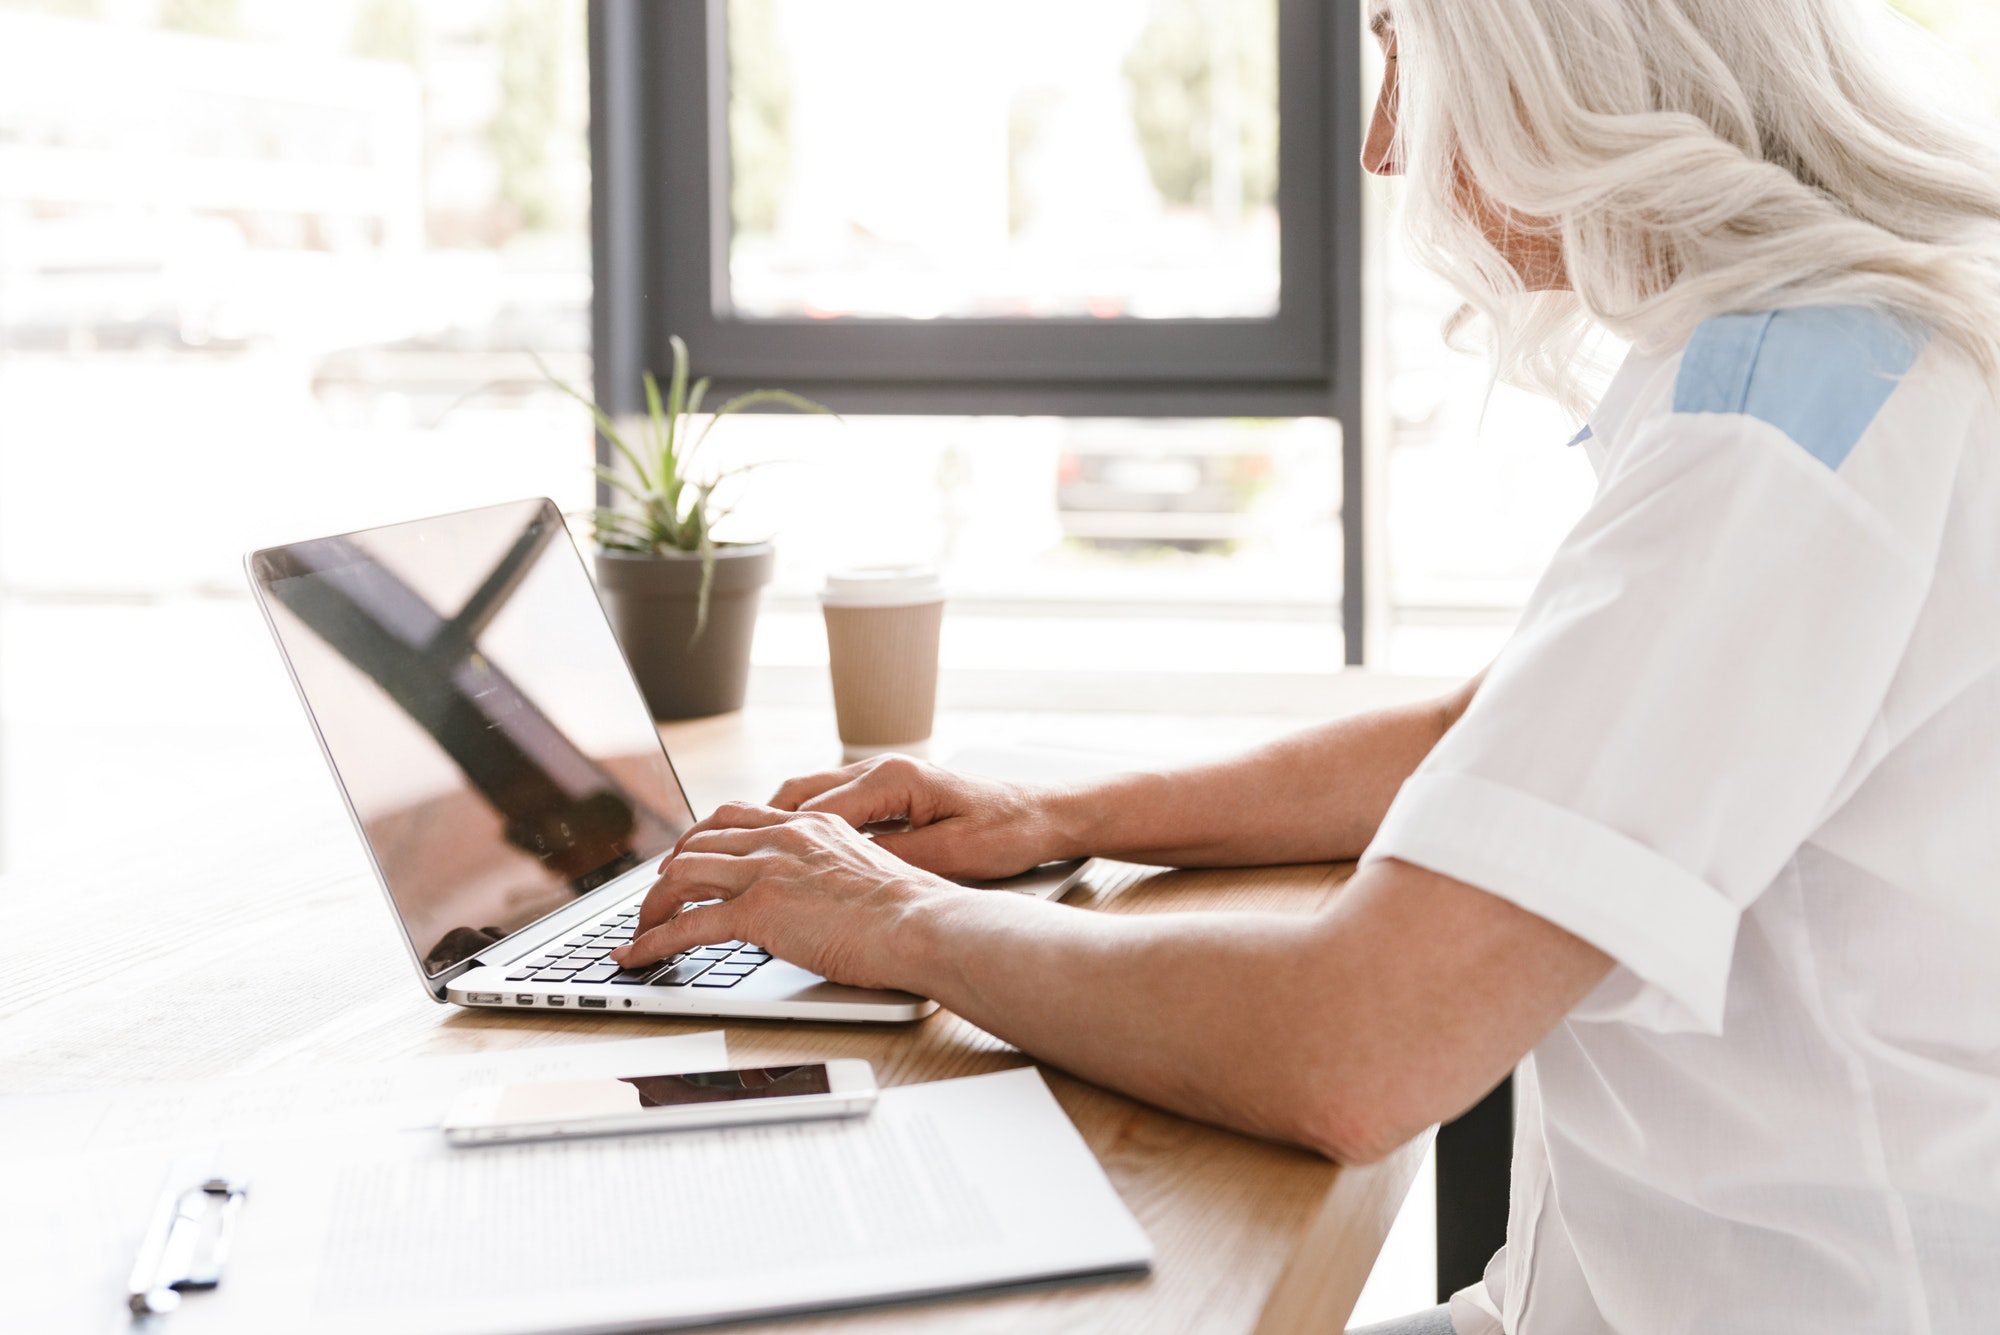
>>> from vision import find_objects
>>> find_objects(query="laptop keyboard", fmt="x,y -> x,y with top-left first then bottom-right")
502,906 -> 773,990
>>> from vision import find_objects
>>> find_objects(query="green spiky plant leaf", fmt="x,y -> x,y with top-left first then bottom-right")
536,339 -> 835,640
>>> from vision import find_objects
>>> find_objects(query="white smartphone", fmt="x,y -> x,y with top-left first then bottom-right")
441,1060 -> 877,1146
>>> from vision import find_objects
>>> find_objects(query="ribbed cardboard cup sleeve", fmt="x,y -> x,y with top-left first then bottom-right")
821,600 -> 945,747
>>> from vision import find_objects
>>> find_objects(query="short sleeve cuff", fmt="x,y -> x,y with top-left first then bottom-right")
1362,772 -> 1742,1035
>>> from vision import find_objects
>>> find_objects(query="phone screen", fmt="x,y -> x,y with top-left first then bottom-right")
622,1065 -> 832,1106
489,1065 -> 834,1124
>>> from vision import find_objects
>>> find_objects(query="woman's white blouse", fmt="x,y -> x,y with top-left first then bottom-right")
1363,307 -> 2000,1334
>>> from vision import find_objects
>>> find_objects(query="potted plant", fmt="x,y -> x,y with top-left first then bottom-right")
542,336 -> 833,720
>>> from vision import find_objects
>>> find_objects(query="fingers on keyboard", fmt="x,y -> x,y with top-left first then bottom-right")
517,939 -> 772,989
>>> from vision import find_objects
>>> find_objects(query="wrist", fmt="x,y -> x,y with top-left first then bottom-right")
1032,780 -> 1106,863
883,876 -> 971,1000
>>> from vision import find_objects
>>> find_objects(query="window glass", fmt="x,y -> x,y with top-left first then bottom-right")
1897,0 -> 2000,74
1380,227 -> 1596,676
723,0 -> 1280,320
1376,3 -> 2000,676
698,412 -> 1343,676
0,0 -> 594,596
0,0 -> 594,873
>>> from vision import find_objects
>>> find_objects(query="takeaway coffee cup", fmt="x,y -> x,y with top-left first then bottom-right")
819,567 -> 946,753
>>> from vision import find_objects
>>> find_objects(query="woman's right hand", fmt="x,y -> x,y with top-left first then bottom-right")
766,754 -> 1074,881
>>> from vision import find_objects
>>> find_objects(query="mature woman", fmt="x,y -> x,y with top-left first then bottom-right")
615,1 -> 2000,1329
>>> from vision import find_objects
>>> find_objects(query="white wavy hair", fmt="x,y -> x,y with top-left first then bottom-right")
1392,0 -> 2000,413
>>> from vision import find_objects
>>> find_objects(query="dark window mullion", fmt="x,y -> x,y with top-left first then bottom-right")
642,0 -> 1341,406
591,0 -> 1375,663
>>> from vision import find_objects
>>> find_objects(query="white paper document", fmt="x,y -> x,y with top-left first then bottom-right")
14,1066 -> 1150,1334
0,1031 -> 728,1155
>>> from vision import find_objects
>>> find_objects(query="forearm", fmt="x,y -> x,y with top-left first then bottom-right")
885,850 -> 1609,1162
1041,689 -> 1466,868
896,886 -> 1362,1154
628,789 -> 1610,1159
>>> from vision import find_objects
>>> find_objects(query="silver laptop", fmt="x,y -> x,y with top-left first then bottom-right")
247,497 -> 1085,1023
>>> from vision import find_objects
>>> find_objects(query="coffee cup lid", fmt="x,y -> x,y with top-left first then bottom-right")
819,566 -> 946,608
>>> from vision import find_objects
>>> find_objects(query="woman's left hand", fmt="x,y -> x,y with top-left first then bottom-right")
610,802 -> 952,991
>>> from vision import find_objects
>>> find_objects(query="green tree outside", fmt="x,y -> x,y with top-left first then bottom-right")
351,0 -> 421,67
491,0 -> 566,235
728,0 -> 792,238
157,0 -> 239,37
1892,0 -> 1953,28
0,0 -> 103,16
1122,0 -> 1277,214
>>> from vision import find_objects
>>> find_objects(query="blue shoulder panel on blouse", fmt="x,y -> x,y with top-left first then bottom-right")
1671,307 -> 1928,471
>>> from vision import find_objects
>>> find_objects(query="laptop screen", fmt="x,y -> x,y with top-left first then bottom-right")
249,498 -> 696,979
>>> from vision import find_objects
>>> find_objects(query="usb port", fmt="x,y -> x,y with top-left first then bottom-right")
467,992 -> 501,1004
545,996 -> 565,1007
579,997 -> 608,1009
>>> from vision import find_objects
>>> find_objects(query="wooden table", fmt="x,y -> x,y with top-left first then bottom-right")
0,702 -> 1431,1333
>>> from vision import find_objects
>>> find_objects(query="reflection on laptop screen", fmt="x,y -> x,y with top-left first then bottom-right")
250,498 -> 694,977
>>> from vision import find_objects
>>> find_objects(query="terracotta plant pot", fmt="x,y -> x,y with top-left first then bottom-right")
592,543 -> 774,720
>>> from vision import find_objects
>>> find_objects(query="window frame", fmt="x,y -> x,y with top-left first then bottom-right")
589,0 -> 1375,662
